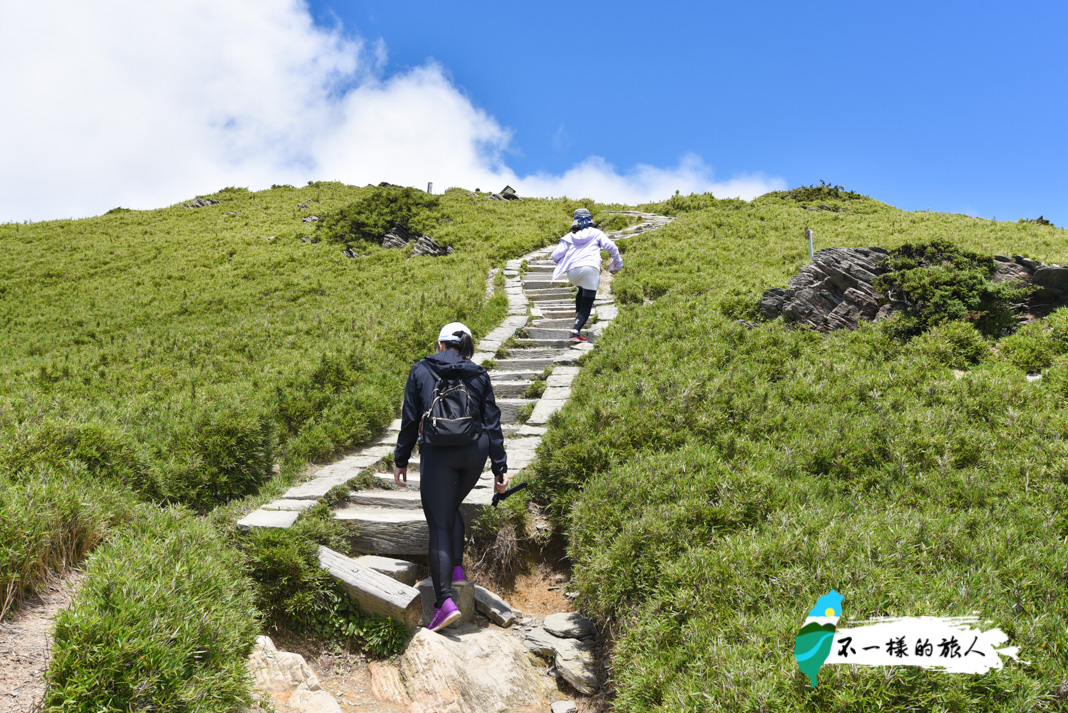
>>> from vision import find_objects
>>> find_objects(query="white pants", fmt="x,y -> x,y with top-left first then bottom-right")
567,265 -> 601,291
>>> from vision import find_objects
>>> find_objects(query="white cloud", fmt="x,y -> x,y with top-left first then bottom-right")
0,0 -> 785,222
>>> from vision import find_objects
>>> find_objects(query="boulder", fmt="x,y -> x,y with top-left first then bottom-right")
520,627 -> 600,695
552,702 -> 578,713
248,636 -> 342,713
543,612 -> 594,639
1032,265 -> 1068,294
993,260 -> 1032,285
401,627 -> 555,713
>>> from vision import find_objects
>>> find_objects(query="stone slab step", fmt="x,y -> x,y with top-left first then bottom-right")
493,380 -> 538,398
237,509 -> 300,531
525,327 -> 575,339
526,338 -> 583,349
318,546 -> 422,629
334,506 -> 429,556
348,486 -> 493,512
527,290 -> 577,302
492,357 -> 555,370
522,280 -> 569,290
497,398 -> 536,423
353,555 -> 419,586
489,369 -> 540,380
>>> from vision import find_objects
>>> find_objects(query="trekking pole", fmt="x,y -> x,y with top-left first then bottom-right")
492,481 -> 528,507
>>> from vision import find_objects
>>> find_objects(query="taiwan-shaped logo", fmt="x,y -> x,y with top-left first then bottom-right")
794,589 -> 1023,688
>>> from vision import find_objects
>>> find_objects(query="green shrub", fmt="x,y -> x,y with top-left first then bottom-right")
298,585 -> 410,658
45,508 -> 259,713
239,503 -> 347,623
146,401 -> 274,512
523,380 -> 546,399
874,239 -> 1029,337
0,471 -> 121,620
904,320 -> 991,369
316,186 -> 441,245
516,402 -> 535,424
998,309 -> 1068,373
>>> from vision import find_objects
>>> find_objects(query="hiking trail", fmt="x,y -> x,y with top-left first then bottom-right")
238,211 -> 674,713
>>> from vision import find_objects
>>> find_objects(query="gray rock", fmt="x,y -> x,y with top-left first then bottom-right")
248,636 -> 342,713
993,260 -> 1032,285
760,247 -> 893,332
543,612 -> 593,639
474,586 -> 515,627
551,701 -> 578,713
1032,266 -> 1068,293
401,628 -> 555,713
1014,255 -> 1042,272
522,627 -> 600,695
301,215 -> 319,224
183,197 -> 220,208
411,235 -> 454,257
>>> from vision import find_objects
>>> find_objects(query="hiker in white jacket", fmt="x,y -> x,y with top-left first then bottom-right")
551,208 -> 622,341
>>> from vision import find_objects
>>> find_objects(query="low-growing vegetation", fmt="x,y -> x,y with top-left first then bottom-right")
534,192 -> 1068,711
0,183 -> 609,707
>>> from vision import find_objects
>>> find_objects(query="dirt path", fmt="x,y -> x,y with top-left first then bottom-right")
0,573 -> 82,713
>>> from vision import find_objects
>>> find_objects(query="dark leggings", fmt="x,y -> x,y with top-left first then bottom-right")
420,434 -> 489,607
573,287 -> 597,333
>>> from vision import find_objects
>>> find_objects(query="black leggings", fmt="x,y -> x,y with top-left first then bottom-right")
419,434 -> 489,607
573,287 -> 597,333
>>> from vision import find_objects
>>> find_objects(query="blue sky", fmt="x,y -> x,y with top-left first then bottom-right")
308,0 -> 1068,223
1,1 -> 1065,224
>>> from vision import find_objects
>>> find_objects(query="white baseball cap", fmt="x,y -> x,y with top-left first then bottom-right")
437,322 -> 472,343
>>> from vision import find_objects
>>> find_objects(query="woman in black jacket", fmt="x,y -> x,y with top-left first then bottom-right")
393,322 -> 508,631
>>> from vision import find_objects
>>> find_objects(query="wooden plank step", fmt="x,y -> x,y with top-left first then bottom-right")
318,546 -> 422,629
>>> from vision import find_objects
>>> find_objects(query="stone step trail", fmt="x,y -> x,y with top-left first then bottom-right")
236,211 -> 673,628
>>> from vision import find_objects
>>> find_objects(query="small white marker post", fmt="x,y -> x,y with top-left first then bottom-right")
805,227 -> 814,260
427,182 -> 433,194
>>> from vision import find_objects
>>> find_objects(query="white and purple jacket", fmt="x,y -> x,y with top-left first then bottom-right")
550,227 -> 623,283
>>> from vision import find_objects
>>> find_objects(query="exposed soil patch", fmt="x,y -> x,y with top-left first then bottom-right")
0,572 -> 83,713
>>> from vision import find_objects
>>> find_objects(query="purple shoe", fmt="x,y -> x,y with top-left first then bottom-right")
427,597 -> 461,632
452,566 -> 466,584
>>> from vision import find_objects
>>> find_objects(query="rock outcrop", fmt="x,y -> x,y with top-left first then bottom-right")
381,223 -> 454,256
400,627 -> 555,713
762,248 -> 1068,332
248,636 -> 342,713
183,197 -> 220,209
760,247 -> 891,331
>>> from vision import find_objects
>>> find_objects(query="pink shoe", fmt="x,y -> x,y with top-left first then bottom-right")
569,332 -> 588,342
427,598 -> 461,632
452,566 -> 466,584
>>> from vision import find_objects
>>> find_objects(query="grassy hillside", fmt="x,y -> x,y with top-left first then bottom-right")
0,183 -> 599,709
532,188 -> 1068,711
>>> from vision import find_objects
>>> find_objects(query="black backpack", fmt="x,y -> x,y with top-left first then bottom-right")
420,364 -> 483,447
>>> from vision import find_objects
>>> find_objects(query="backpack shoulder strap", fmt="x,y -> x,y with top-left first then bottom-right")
420,360 -> 441,382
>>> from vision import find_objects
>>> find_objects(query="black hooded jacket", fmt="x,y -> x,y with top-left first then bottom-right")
394,349 -> 507,476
